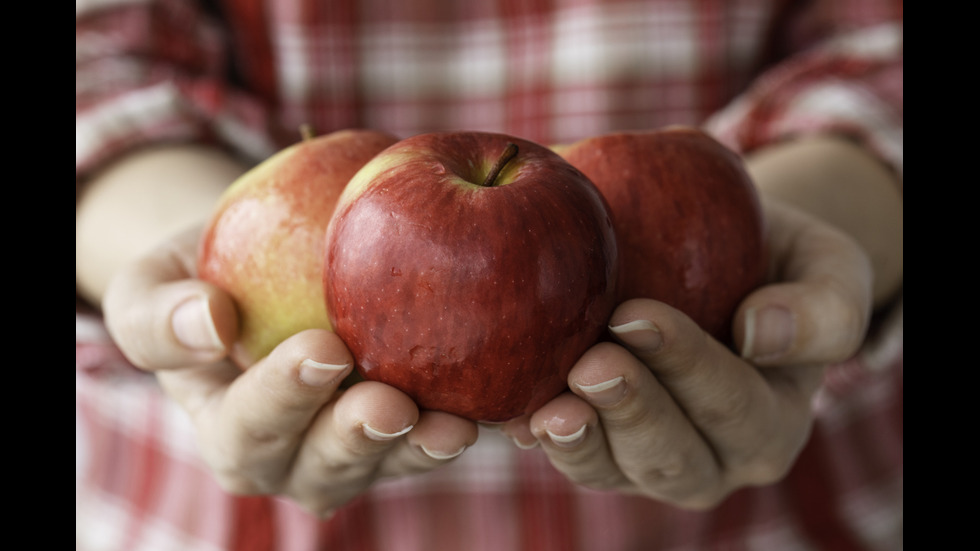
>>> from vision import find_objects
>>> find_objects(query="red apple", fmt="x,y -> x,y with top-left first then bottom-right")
198,128 -> 399,367
324,131 -> 619,422
556,126 -> 768,343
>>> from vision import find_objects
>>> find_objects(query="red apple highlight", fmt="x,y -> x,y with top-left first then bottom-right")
324,131 -> 619,422
198,128 -> 399,367
556,126 -> 768,343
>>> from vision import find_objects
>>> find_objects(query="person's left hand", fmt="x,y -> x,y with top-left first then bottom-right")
501,199 -> 873,510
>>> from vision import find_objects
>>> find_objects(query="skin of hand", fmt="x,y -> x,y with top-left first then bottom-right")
83,145 -> 479,517
101,224 -> 480,517
500,135 -> 902,510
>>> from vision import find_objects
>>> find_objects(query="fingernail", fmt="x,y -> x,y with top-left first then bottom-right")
299,359 -> 350,387
608,319 -> 663,351
575,376 -> 627,407
741,306 -> 795,361
363,424 -> 413,441
172,296 -> 224,352
502,426 -> 540,449
545,425 -> 588,448
510,437 -> 540,450
420,444 -> 467,460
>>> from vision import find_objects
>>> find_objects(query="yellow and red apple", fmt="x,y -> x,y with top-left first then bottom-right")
197,128 -> 399,367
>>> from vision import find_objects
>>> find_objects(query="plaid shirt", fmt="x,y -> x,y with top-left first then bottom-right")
76,1 -> 903,549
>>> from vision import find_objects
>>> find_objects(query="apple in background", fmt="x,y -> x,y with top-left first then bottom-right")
324,131 -> 619,422
198,127 -> 399,367
556,126 -> 768,343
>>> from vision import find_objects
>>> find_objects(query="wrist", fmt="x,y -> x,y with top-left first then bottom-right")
76,144 -> 248,306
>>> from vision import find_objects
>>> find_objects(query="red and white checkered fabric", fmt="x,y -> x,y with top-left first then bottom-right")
76,1 -> 903,549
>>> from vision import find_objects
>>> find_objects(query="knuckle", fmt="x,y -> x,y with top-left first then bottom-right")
725,435 -> 805,489
746,455 -> 795,485
738,439 -> 804,487
287,476 -> 373,517
293,490 -> 355,519
696,385 -> 757,431
639,471 -> 730,511
202,446 -> 285,496
242,425 -> 291,448
298,500 -> 338,520
309,442 -> 381,481
635,455 -> 690,487
632,452 -> 718,503
673,489 -> 731,511
570,468 -> 631,492
211,469 -> 273,496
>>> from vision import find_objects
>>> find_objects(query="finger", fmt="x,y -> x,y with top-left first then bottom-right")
380,410 -> 480,476
567,340 -> 724,507
156,329 -> 353,494
608,300 -> 812,490
527,392 -> 633,492
734,200 -> 874,366
499,413 -> 539,450
103,226 -> 238,370
285,381 -> 420,514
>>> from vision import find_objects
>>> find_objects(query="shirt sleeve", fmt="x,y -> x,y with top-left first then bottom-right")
75,0 -> 277,183
705,4 -> 903,178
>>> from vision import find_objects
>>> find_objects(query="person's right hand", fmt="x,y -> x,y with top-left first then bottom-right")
103,225 -> 480,517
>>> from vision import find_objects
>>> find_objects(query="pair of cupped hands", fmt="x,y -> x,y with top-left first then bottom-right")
103,196 -> 872,517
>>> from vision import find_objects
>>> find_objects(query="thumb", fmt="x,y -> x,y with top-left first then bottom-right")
733,201 -> 873,366
103,226 -> 239,370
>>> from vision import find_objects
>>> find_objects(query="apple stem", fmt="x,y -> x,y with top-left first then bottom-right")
300,124 -> 315,141
481,143 -> 519,187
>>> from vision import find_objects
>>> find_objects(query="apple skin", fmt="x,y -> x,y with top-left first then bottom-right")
556,126 -> 768,343
324,131 -> 619,422
197,128 -> 399,367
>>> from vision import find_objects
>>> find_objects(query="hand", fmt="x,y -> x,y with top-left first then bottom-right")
501,199 -> 873,509
102,226 -> 479,516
